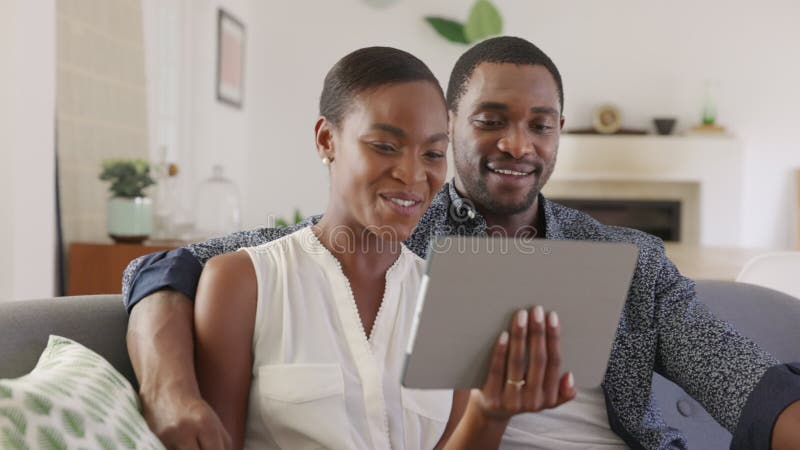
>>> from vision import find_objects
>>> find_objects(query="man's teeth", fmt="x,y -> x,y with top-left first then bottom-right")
389,198 -> 416,207
491,168 -> 529,176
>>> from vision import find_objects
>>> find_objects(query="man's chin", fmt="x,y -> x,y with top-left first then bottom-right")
480,190 -> 539,216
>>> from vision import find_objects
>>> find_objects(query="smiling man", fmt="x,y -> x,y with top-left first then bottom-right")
123,37 -> 800,449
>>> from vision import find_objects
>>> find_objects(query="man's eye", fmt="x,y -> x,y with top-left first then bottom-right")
474,119 -> 504,129
531,123 -> 554,133
424,151 -> 445,159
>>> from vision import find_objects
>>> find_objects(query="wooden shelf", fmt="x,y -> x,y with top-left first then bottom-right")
67,241 -> 182,295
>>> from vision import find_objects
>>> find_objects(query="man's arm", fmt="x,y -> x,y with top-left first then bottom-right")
127,290 -> 232,449
123,220 -> 318,448
650,242 -> 800,449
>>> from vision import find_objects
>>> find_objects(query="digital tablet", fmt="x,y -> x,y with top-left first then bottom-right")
402,236 -> 639,389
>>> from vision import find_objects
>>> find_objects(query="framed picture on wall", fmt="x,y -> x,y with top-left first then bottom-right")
216,8 -> 245,108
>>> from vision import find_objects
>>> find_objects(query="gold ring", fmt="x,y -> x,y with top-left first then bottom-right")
506,378 -> 525,388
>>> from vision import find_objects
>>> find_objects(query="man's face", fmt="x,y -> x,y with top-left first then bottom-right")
451,63 -> 564,216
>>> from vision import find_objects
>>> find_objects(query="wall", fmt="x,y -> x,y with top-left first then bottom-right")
57,0 -> 149,246
0,1 -> 56,301
240,0 -> 800,248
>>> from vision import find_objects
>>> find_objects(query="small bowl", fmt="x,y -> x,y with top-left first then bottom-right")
653,118 -> 677,135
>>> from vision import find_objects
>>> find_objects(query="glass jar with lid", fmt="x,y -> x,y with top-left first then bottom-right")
194,164 -> 242,239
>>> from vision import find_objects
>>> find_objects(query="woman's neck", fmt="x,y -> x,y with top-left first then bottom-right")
313,213 -> 403,279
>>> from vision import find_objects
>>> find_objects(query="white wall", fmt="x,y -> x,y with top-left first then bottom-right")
0,1 -> 57,300
238,0 -> 800,248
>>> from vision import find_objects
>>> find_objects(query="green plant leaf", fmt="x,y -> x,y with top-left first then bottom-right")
0,426 -> 29,450
0,407 -> 27,435
424,17 -> 469,44
464,0 -> 503,43
293,209 -> 304,224
96,433 -> 117,450
0,383 -> 12,399
37,425 -> 67,450
62,408 -> 86,438
117,427 -> 136,449
24,392 -> 53,416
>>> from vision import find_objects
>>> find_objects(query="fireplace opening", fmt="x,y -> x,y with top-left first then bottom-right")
552,198 -> 682,242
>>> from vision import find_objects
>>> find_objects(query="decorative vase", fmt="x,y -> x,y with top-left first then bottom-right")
107,196 -> 153,243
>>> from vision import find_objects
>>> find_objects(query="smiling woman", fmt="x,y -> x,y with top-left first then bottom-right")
192,47 -> 455,449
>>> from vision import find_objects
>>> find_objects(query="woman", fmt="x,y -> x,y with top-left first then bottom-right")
194,47 -> 576,450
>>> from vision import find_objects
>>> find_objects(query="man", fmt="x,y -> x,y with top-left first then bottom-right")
124,37 -> 800,449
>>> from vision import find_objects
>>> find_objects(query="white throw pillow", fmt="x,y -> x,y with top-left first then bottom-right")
0,335 -> 165,450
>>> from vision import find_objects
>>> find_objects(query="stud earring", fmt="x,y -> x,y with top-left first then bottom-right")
322,157 -> 330,166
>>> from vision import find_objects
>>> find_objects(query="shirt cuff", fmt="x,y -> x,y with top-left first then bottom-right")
125,248 -> 203,313
731,362 -> 800,450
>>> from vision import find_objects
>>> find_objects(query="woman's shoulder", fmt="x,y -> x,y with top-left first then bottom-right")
243,226 -> 313,256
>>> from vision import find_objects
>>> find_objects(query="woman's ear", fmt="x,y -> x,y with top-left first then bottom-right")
314,116 -> 335,162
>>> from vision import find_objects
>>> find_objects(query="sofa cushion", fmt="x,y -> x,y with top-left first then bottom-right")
0,335 -> 164,449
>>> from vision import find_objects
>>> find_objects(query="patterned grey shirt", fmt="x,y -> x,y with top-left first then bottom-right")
122,180 -> 797,449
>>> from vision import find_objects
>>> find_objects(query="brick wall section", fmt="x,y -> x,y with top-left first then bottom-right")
56,0 -> 149,245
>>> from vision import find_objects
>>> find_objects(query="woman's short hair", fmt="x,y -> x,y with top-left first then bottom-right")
320,47 -> 445,126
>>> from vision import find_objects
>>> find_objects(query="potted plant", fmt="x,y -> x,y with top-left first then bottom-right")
99,159 -> 156,243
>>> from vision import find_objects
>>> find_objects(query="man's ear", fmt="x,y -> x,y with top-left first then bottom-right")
448,110 -> 456,139
314,116 -> 335,161
560,114 -> 566,131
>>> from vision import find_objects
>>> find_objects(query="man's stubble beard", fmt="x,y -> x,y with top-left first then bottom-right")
453,139 -> 558,217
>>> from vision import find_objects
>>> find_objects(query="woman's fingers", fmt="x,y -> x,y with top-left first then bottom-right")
525,305 -> 547,410
554,371 -> 577,407
502,309 -> 529,410
482,329 -> 510,406
541,311 -> 563,407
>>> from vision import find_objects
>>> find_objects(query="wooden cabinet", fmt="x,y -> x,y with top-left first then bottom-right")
67,242 -> 181,295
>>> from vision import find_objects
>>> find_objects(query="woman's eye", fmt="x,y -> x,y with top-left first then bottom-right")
371,143 -> 397,153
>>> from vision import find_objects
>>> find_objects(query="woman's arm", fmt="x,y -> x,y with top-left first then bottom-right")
194,251 -> 259,450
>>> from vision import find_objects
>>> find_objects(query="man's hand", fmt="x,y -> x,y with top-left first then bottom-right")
139,384 -> 232,450
127,290 -> 232,450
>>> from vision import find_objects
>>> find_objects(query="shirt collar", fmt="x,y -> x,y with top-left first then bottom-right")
444,178 -> 558,239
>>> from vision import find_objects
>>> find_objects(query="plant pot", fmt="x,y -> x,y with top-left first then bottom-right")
107,196 -> 153,243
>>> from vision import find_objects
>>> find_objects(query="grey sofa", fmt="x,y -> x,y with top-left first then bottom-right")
1,282 -> 799,449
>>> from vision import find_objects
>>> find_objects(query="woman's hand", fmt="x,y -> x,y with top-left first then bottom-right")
472,306 -> 576,422
436,306 -> 577,450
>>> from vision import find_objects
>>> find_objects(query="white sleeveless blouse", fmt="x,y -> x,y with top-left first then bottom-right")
240,227 -> 628,450
241,227 -> 452,450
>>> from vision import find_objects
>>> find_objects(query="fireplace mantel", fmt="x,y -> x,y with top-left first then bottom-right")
545,135 -> 743,247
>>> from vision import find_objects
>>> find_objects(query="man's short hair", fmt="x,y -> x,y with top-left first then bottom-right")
446,36 -> 564,114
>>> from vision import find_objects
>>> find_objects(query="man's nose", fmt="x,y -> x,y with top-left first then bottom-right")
497,125 -> 534,159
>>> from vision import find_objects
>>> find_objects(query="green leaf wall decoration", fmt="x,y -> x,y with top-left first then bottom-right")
464,0 -> 503,42
425,0 -> 503,45
424,17 -> 469,44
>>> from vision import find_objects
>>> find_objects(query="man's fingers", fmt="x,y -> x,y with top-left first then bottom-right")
525,305 -> 546,410
503,309 -> 528,410
541,311 -> 562,407
197,424 -> 225,450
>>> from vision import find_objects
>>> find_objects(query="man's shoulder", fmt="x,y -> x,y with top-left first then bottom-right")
546,199 -> 664,251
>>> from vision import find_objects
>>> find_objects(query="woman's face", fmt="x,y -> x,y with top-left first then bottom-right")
318,81 -> 449,242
